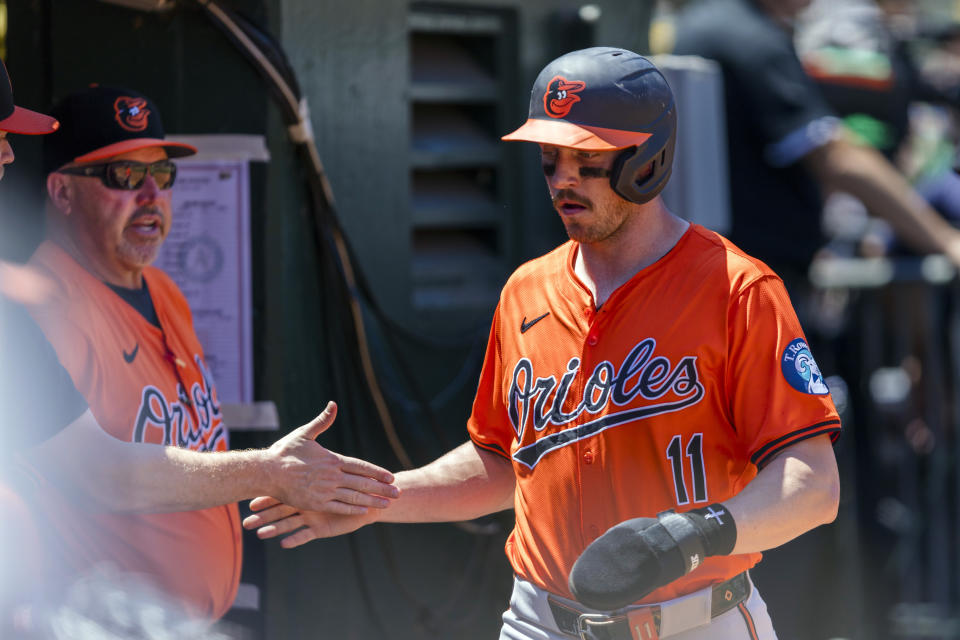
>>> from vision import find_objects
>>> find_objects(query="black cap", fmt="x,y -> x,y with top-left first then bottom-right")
0,61 -> 59,134
43,85 -> 196,174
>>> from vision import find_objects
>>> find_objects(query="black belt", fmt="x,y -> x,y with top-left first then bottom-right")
548,572 -> 751,640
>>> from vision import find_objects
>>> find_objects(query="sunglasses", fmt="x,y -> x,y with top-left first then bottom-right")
59,160 -> 177,190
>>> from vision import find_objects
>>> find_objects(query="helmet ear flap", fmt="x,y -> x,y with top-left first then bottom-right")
609,147 -> 640,201
610,103 -> 676,204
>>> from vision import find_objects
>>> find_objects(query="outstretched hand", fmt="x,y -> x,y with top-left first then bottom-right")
242,496 -> 376,548
265,401 -> 399,514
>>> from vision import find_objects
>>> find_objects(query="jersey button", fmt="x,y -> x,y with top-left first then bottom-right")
586,332 -> 599,346
583,451 -> 594,464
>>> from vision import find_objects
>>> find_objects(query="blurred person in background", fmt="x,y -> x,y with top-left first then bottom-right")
0,81 -> 399,636
672,0 -> 960,287
796,0 -> 960,246
668,0 -> 960,637
0,58 -> 70,634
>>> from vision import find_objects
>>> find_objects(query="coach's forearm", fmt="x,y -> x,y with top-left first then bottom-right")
26,412 -> 281,512
25,406 -> 398,514
102,442 -> 277,512
373,441 -> 515,524
725,434 -> 839,555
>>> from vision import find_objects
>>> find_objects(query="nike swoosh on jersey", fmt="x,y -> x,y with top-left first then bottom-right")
521,312 -> 550,333
123,343 -> 140,364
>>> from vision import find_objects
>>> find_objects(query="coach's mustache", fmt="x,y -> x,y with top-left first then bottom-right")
129,206 -> 164,221
126,206 -> 167,231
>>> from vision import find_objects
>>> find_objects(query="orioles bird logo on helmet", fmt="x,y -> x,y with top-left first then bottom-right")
114,96 -> 150,132
543,76 -> 586,118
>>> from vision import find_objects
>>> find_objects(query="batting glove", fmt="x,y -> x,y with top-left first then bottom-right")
568,503 -> 737,611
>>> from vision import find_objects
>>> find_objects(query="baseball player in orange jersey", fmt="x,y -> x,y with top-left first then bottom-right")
244,48 -> 841,639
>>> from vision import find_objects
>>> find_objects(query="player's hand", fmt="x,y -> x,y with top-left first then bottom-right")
242,496 -> 376,548
264,401 -> 399,514
569,506 -> 737,610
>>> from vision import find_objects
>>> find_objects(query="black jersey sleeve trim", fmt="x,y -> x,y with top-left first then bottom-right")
750,419 -> 840,464
469,436 -> 511,460
753,422 -> 842,470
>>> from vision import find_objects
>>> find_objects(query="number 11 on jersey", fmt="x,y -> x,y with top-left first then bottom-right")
667,433 -> 707,504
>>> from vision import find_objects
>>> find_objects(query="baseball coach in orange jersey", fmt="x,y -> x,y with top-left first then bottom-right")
245,48 -> 841,640
9,85 -> 399,622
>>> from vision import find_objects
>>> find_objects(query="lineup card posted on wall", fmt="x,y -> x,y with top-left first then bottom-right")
157,135 -> 269,404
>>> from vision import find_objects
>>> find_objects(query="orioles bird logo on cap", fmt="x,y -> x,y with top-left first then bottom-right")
543,76 -> 586,118
114,96 -> 150,132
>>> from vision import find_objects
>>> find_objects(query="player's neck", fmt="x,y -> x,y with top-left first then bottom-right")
574,204 -> 689,307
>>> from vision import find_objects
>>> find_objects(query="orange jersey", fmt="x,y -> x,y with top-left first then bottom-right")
467,224 -> 840,604
23,241 -> 241,619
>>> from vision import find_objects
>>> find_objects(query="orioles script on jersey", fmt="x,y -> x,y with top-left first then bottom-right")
134,355 -> 226,450
509,337 -> 704,468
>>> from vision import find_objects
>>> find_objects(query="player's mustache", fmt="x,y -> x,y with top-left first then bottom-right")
553,190 -> 593,209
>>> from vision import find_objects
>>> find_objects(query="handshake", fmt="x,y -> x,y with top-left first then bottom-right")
569,504 -> 737,610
